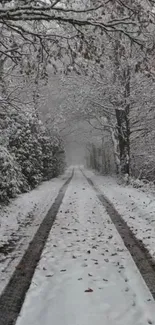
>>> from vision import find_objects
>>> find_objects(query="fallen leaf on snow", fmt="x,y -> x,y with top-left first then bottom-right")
104,259 -> 109,263
125,287 -> 129,292
46,274 -> 53,278
82,263 -> 88,267
85,288 -> 93,293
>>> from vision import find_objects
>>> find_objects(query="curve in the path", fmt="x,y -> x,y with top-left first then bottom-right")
0,170 -> 74,325
82,170 -> 155,300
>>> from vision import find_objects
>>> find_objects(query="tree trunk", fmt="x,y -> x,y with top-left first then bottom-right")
0,57 -> 7,96
115,65 -> 130,175
113,33 -> 131,176
115,108 -> 130,174
110,126 -> 121,174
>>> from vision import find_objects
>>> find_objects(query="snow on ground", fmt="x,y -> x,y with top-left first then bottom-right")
0,169 -> 71,295
16,169 -> 155,325
85,170 -> 155,260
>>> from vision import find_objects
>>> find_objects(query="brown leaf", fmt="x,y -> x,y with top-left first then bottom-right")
46,274 -> 53,278
85,288 -> 93,293
104,259 -> 109,263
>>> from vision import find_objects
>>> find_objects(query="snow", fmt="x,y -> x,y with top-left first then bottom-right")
85,170 -> 155,261
16,169 -> 155,325
0,170 -> 71,295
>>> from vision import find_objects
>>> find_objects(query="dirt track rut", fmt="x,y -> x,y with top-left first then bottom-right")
1,168 -> 155,325
82,170 -> 155,300
0,170 -> 74,325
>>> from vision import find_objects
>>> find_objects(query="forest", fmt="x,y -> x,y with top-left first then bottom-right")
0,0 -> 155,203
2,3 -> 155,324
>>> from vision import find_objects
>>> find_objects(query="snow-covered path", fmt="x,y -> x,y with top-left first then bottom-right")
0,170 -> 71,296
84,170 -> 155,260
16,169 -> 155,325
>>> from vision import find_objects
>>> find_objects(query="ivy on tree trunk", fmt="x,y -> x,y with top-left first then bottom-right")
115,108 -> 130,175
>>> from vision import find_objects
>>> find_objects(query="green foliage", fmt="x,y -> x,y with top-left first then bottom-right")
0,146 -> 28,203
0,106 -> 66,203
40,127 -> 65,180
8,109 -> 43,188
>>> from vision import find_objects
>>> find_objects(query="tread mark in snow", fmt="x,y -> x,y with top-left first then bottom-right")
0,170 -> 74,325
82,170 -> 155,300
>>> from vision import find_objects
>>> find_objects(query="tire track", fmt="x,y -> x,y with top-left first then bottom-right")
82,170 -> 155,300
0,170 -> 74,325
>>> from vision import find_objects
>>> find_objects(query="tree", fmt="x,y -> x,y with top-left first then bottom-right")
0,0 -> 153,66
1,0 -> 155,193
0,101 -> 66,203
